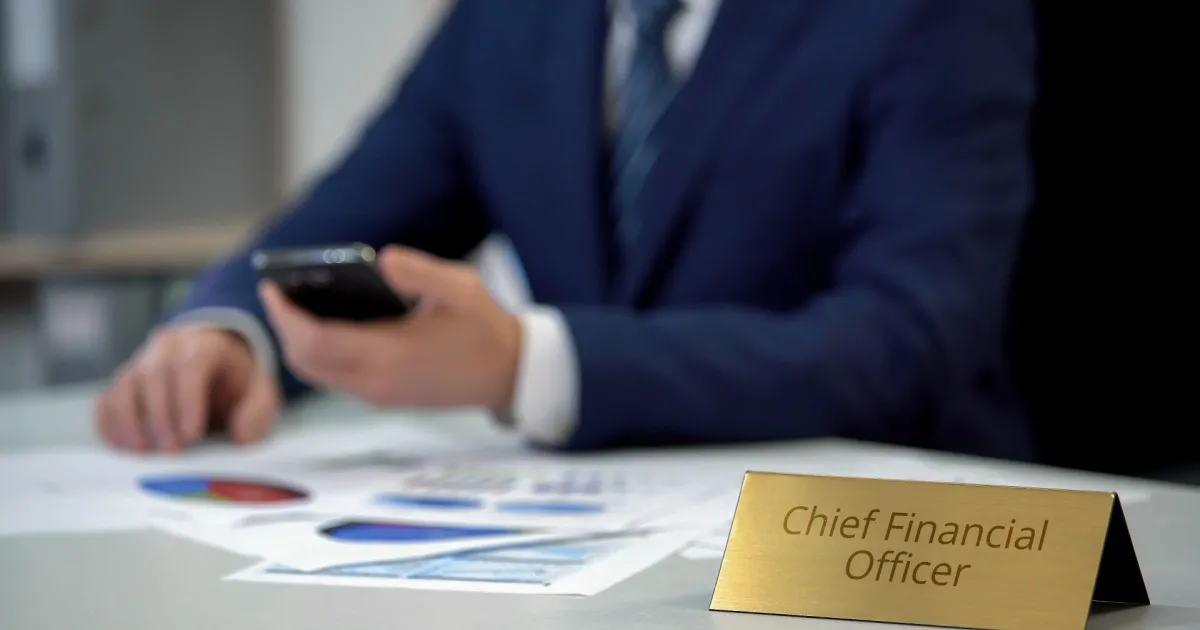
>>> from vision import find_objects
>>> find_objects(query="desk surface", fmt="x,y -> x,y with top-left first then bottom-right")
2,387 -> 1199,630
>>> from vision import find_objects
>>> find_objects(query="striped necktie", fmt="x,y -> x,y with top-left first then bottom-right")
611,0 -> 683,251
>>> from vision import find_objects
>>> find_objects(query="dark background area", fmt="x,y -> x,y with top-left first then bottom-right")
1013,3 -> 1199,476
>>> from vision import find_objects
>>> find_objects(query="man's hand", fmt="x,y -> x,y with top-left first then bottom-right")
94,328 -> 281,453
260,245 -> 522,412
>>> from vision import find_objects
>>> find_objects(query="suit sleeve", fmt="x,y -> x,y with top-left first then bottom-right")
173,4 -> 488,400
556,5 -> 1036,454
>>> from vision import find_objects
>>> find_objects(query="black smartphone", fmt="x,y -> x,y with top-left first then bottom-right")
251,243 -> 415,322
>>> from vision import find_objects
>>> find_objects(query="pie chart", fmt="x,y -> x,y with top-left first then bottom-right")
138,475 -> 308,504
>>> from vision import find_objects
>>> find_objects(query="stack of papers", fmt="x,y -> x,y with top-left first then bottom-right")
0,425 -> 1154,597
0,425 -> 722,595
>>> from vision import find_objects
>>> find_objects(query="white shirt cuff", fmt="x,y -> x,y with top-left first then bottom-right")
168,307 -> 279,383
510,306 -> 580,447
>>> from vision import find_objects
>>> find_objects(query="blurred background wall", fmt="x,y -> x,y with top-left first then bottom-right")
281,0 -> 448,197
0,0 -> 518,393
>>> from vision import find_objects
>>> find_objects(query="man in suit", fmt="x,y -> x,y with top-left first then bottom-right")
94,0 -> 1037,460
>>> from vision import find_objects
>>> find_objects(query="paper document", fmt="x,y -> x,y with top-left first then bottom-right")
133,464 -> 413,529
0,418 -> 481,539
151,509 -> 611,571
151,459 -> 723,572
7,419 -> 465,498
322,461 -> 724,531
0,494 -> 148,538
149,512 -> 340,557
227,529 -> 695,596
271,517 -> 612,572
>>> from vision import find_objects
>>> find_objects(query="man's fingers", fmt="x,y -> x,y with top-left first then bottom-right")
258,281 -> 305,336
285,352 -> 377,401
377,246 -> 477,305
261,282 -> 324,372
94,387 -> 138,451
138,358 -> 180,453
227,373 -> 279,445
101,372 -> 147,451
93,394 -> 119,449
114,374 -> 148,451
259,281 -> 298,321
174,345 -> 217,444
261,282 -> 377,371
259,278 -> 418,405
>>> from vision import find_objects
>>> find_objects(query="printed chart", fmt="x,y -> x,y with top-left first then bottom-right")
324,538 -> 619,585
396,466 -> 675,497
372,493 -> 607,517
319,520 -> 531,543
361,464 -> 710,526
374,495 -> 484,510
272,538 -> 617,585
399,467 -> 520,495
227,529 -> 696,595
493,500 -> 606,515
528,469 -> 628,495
139,475 -> 309,505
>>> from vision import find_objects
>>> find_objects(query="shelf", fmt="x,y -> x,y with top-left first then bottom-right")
0,219 -> 260,280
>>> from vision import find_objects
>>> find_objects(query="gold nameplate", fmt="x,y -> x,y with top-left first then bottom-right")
710,472 -> 1148,630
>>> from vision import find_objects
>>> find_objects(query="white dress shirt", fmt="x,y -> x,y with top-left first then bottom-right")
176,0 -> 721,447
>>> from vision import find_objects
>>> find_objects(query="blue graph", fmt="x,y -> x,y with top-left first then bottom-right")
372,494 -> 483,510
321,521 -> 526,543
494,500 -> 606,515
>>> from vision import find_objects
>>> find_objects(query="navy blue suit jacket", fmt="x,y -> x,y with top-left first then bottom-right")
180,0 -> 1037,460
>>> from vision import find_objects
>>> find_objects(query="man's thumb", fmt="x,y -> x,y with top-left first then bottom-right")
377,245 -> 472,305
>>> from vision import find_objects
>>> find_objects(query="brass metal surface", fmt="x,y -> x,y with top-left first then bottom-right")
710,472 -> 1148,630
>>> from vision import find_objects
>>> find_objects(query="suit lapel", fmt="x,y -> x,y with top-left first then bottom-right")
539,0 -> 611,302
614,2 -> 814,304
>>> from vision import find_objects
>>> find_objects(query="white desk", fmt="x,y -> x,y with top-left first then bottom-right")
2,386 -> 1199,629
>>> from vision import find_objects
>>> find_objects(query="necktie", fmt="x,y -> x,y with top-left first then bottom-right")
611,0 -> 683,250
